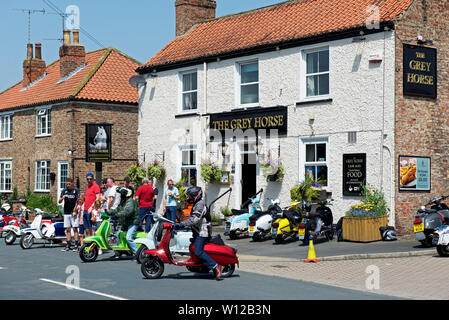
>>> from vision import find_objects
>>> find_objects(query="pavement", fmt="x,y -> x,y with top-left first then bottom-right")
212,226 -> 449,300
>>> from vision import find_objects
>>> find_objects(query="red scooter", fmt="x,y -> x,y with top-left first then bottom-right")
140,188 -> 239,280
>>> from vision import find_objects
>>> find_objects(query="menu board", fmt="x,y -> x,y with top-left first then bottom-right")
343,153 -> 366,196
399,156 -> 431,191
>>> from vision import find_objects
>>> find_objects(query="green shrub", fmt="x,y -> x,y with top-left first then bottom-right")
26,193 -> 59,215
126,165 -> 146,189
147,160 -> 166,181
220,206 -> 233,217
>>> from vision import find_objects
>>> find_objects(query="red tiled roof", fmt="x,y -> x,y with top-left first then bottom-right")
0,47 -> 140,111
138,0 -> 415,72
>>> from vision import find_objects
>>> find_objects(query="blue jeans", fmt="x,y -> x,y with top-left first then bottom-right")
193,236 -> 217,270
139,207 -> 153,233
126,224 -> 138,255
165,206 -> 177,223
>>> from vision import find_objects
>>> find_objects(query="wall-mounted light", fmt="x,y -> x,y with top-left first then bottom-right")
220,142 -> 228,157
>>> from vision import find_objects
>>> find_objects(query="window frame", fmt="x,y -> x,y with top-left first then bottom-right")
299,137 -> 329,188
178,69 -> 198,114
36,107 -> 52,137
35,160 -> 51,192
300,46 -> 330,101
179,145 -> 198,185
0,113 -> 13,141
236,59 -> 259,107
0,160 -> 12,192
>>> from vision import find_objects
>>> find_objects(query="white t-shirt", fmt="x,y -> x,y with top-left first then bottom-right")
108,185 -> 121,210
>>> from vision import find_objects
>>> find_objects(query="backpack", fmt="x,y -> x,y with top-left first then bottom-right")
379,226 -> 397,241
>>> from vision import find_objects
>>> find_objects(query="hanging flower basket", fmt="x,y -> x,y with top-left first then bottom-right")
200,161 -> 222,184
147,160 -> 166,181
260,157 -> 284,182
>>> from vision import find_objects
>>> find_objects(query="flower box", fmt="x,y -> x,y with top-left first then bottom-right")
342,215 -> 388,242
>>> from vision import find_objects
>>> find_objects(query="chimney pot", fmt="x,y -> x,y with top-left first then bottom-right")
26,43 -> 33,60
23,43 -> 46,87
35,43 -> 42,60
63,29 -> 71,45
72,30 -> 80,44
59,29 -> 86,79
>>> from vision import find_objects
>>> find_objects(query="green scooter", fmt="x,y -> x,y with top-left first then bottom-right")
79,212 -> 146,262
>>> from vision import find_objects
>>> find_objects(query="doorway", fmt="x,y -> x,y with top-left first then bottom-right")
239,142 -> 257,209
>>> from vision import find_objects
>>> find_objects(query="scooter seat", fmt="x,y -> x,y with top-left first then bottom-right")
231,209 -> 248,215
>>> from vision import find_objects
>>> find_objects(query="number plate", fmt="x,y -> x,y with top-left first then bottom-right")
272,228 -> 278,237
414,223 -> 424,233
298,228 -> 305,236
249,226 -> 255,234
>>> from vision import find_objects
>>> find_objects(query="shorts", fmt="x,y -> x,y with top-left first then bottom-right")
78,225 -> 85,235
83,210 -> 93,229
64,214 -> 79,228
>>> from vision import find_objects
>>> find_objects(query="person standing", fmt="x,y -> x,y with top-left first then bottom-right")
107,178 -> 121,212
163,179 -> 179,222
123,176 -> 134,198
135,178 -> 155,233
84,173 -> 101,237
149,178 -> 159,212
59,178 -> 80,251
74,195 -> 85,247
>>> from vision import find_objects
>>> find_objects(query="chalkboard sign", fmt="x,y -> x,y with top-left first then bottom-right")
403,44 -> 437,99
343,153 -> 366,196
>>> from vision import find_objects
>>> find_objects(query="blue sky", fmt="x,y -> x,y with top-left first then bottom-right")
0,0 -> 284,92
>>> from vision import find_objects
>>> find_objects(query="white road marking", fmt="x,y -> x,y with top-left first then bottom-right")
40,278 -> 127,300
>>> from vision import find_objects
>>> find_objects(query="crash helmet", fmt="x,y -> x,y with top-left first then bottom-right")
117,187 -> 132,200
185,186 -> 202,204
383,229 -> 397,241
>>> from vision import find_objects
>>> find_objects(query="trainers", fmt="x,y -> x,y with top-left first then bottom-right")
213,265 -> 223,281
72,245 -> 79,252
98,248 -> 103,255
62,246 -> 71,252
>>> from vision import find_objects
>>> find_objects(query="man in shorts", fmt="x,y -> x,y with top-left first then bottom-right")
59,178 -> 80,251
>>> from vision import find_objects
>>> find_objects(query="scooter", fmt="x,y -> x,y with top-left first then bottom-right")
79,212 -> 147,262
19,209 -> 65,249
298,199 -> 334,244
3,206 -> 46,245
432,224 -> 449,257
224,189 -> 263,240
0,201 -> 16,237
271,200 -> 303,244
249,198 -> 281,242
413,195 -> 449,247
135,212 -> 193,263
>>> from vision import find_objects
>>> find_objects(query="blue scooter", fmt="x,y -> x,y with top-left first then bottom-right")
224,189 -> 263,240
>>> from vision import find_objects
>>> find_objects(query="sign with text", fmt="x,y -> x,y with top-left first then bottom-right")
343,153 -> 366,196
85,123 -> 112,162
399,156 -> 431,191
209,106 -> 287,136
403,44 -> 437,98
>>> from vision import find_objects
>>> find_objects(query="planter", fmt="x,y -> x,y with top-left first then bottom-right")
342,215 -> 388,242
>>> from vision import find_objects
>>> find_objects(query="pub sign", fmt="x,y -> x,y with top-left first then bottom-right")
85,123 -> 112,162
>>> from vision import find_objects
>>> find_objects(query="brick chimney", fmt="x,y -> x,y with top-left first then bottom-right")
59,29 -> 86,79
175,0 -> 216,37
22,43 -> 46,87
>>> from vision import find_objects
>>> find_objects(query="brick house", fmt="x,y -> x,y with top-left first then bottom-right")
0,30 -> 140,201
136,0 -> 448,234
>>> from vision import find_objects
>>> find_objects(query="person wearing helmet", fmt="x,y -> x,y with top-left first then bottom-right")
175,186 -> 223,280
109,187 -> 140,258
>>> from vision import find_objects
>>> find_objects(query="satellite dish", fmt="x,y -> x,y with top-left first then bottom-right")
129,75 -> 146,88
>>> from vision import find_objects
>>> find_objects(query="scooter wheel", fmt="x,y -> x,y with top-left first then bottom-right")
274,235 -> 284,244
79,244 -> 98,263
5,231 -> 16,245
229,231 -> 237,240
136,245 -> 148,264
436,245 -> 449,257
252,233 -> 262,242
221,264 -> 236,278
20,234 -> 34,249
141,256 -> 164,279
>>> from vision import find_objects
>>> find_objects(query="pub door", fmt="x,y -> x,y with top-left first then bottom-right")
240,144 -> 257,209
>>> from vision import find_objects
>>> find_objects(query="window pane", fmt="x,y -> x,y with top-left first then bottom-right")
182,151 -> 189,166
316,165 -> 328,186
316,143 -> 326,162
190,150 -> 196,165
318,74 -> 329,95
241,83 -> 259,104
319,50 -> 329,72
305,166 -> 316,181
306,52 -> 318,74
47,112 -> 51,134
306,75 -> 318,96
183,72 -> 197,91
306,144 -> 315,162
241,63 -> 258,84
183,92 -> 197,110
60,164 -> 68,189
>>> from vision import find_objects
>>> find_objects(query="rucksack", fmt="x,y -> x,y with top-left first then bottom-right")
379,226 -> 397,241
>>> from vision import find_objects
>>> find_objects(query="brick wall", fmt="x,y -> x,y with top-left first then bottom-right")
175,0 -> 216,36
394,0 -> 449,234
0,102 -> 138,201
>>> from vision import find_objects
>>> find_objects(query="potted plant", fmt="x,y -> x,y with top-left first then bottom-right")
147,160 -> 166,182
220,206 -> 233,217
342,184 -> 390,242
126,164 -> 146,189
200,160 -> 222,184
260,155 -> 284,182
211,212 -> 223,226
290,175 -> 323,202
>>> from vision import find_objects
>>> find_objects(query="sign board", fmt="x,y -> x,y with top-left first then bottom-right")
403,44 -> 437,98
399,156 -> 431,191
209,106 -> 287,137
343,153 -> 366,196
85,123 -> 112,162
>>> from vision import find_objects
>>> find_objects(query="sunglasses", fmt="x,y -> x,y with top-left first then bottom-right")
87,178 -> 93,181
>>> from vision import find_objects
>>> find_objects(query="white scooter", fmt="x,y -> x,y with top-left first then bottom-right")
135,212 -> 193,263
20,209 -> 70,249
248,198 -> 281,242
433,224 -> 449,257
3,206 -> 34,245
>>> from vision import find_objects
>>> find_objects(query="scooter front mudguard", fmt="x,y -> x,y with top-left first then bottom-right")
2,225 -> 21,236
84,236 -> 108,249
134,238 -> 156,250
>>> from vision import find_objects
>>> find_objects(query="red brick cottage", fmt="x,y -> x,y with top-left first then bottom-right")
0,30 -> 140,201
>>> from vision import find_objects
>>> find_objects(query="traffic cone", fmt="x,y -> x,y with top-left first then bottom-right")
304,239 -> 320,262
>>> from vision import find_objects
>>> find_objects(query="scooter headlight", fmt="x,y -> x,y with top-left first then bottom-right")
420,206 -> 426,210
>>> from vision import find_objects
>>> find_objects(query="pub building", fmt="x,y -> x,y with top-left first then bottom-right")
137,0 -> 448,234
